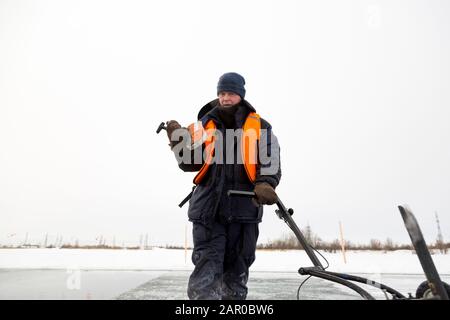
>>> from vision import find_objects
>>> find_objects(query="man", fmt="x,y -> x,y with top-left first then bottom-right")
165,72 -> 281,300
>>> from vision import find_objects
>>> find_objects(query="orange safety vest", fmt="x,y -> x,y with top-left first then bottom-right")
187,112 -> 261,185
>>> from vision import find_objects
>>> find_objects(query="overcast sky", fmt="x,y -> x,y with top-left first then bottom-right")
1,0 -> 449,247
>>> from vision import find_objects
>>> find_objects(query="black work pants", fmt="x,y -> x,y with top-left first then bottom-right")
187,219 -> 259,300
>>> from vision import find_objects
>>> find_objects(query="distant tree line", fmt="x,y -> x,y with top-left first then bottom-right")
257,226 -> 449,253
1,225 -> 448,253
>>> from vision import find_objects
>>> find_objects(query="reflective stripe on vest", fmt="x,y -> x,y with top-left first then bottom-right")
192,120 -> 216,185
192,112 -> 261,185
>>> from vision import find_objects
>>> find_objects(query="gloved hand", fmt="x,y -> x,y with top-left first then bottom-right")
166,120 -> 181,140
253,182 -> 278,205
166,120 -> 182,148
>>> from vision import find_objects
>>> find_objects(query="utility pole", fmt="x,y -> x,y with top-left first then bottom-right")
145,233 -> 148,250
339,221 -> 347,264
24,232 -> 29,247
435,211 -> 445,253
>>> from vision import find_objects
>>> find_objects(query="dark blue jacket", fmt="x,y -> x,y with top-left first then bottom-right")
176,99 -> 281,226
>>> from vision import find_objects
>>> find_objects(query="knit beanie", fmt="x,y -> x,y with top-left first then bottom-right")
217,72 -> 246,99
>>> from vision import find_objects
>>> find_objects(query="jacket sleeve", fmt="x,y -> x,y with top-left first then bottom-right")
170,127 -> 204,172
255,118 -> 282,188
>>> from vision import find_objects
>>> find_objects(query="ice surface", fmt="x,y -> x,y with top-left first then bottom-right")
1,249 -> 449,300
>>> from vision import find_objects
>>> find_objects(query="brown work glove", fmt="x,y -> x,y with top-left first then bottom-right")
166,120 -> 181,139
166,120 -> 182,148
253,182 -> 278,205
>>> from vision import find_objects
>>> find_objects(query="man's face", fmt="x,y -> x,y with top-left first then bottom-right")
218,91 -> 241,107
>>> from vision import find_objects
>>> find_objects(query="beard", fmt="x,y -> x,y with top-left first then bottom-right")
218,103 -> 239,114
219,101 -> 238,108
217,102 -> 240,128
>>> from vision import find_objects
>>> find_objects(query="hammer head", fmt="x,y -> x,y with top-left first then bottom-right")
156,122 -> 167,134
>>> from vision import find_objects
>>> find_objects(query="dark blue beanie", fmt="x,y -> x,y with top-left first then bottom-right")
217,72 -> 246,99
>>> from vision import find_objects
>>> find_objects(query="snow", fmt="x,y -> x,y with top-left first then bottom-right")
1,248 -> 449,275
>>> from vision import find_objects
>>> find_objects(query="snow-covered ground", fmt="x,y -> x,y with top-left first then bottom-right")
1,248 -> 449,300
1,248 -> 449,274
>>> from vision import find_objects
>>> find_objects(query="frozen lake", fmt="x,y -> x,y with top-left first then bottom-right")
1,269 -> 448,300
1,249 -> 449,300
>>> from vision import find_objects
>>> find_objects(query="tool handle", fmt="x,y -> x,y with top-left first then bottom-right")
156,122 -> 167,134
